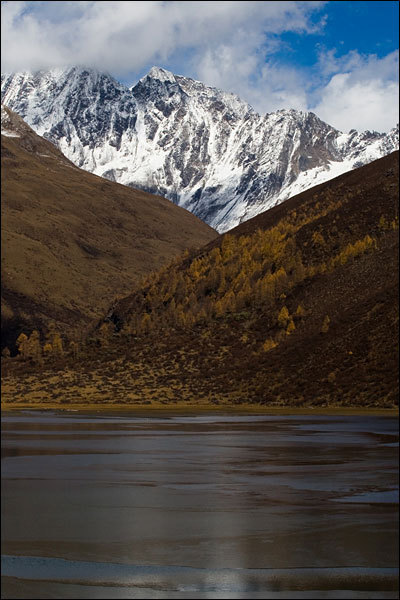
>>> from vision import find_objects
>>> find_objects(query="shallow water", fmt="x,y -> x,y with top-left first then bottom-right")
1,412 -> 399,598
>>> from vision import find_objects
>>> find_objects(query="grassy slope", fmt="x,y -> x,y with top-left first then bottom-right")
2,152 -> 398,409
1,107 -> 217,349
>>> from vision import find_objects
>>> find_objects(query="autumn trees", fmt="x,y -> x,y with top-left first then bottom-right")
12,323 -> 78,365
106,201 -> 387,353
4,196 -> 390,369
16,331 -> 43,364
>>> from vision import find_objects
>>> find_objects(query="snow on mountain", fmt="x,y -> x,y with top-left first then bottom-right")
1,66 -> 398,232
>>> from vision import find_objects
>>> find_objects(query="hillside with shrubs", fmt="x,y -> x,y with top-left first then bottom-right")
2,152 -> 398,408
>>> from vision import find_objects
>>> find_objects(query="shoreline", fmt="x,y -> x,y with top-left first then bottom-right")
1,401 -> 398,417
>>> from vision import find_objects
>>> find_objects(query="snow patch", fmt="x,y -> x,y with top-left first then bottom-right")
1,129 -> 20,137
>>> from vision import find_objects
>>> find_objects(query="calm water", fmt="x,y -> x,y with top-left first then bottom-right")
1,412 -> 399,599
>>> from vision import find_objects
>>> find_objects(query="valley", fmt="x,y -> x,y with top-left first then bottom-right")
1,5 -> 399,599
2,5 -> 399,600
2,151 -> 398,410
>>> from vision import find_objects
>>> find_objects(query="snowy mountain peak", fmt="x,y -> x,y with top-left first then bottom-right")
1,67 -> 398,232
145,66 -> 177,83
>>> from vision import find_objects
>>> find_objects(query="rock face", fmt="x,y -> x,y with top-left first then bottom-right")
2,66 -> 398,232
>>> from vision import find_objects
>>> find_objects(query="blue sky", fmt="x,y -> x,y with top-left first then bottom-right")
278,2 -> 399,68
1,1 -> 399,132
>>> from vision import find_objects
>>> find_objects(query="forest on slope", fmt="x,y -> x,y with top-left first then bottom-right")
2,152 -> 398,408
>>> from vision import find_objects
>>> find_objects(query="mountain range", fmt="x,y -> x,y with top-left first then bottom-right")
2,66 -> 398,232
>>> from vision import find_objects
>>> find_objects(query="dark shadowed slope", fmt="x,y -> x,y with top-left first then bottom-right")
1,106 -> 217,350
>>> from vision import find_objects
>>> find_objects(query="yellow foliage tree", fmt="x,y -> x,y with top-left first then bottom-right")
263,338 -> 277,352
277,306 -> 290,327
321,315 -> 330,333
43,343 -> 53,358
27,330 -> 43,364
235,281 -> 251,310
312,231 -> 325,246
224,290 -> 236,312
52,333 -> 64,357
378,215 -> 388,230
176,306 -> 187,327
196,308 -> 208,324
295,304 -> 306,318
286,318 -> 295,335
274,267 -> 288,296
214,298 -> 225,318
189,258 -> 203,280
139,313 -> 152,334
221,234 -> 235,261
209,247 -> 222,265
16,333 -> 29,359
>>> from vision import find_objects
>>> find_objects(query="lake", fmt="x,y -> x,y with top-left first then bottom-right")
1,412 -> 399,598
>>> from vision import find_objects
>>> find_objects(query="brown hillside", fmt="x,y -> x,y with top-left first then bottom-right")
1,106 -> 217,350
2,152 -> 398,409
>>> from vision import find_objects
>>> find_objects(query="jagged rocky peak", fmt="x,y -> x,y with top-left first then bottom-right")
1,65 -> 398,232
145,65 -> 177,83
132,66 -> 182,110
133,65 -> 253,120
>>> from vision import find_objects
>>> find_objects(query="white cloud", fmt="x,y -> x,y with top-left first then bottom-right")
196,43 -> 310,113
1,1 -> 326,75
1,1 -> 398,132
311,50 -> 399,132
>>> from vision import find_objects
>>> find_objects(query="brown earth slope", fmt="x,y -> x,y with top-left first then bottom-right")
2,152 -> 397,409
1,106 -> 217,351
81,152 -> 395,408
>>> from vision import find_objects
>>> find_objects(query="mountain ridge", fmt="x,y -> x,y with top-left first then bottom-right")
1,105 -> 217,351
2,65 -> 398,232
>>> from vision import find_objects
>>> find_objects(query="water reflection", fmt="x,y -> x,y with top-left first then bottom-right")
1,412 -> 399,599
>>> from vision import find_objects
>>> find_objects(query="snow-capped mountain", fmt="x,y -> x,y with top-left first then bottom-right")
2,66 -> 398,232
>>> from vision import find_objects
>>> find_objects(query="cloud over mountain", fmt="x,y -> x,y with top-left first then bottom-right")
2,1 -> 398,132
